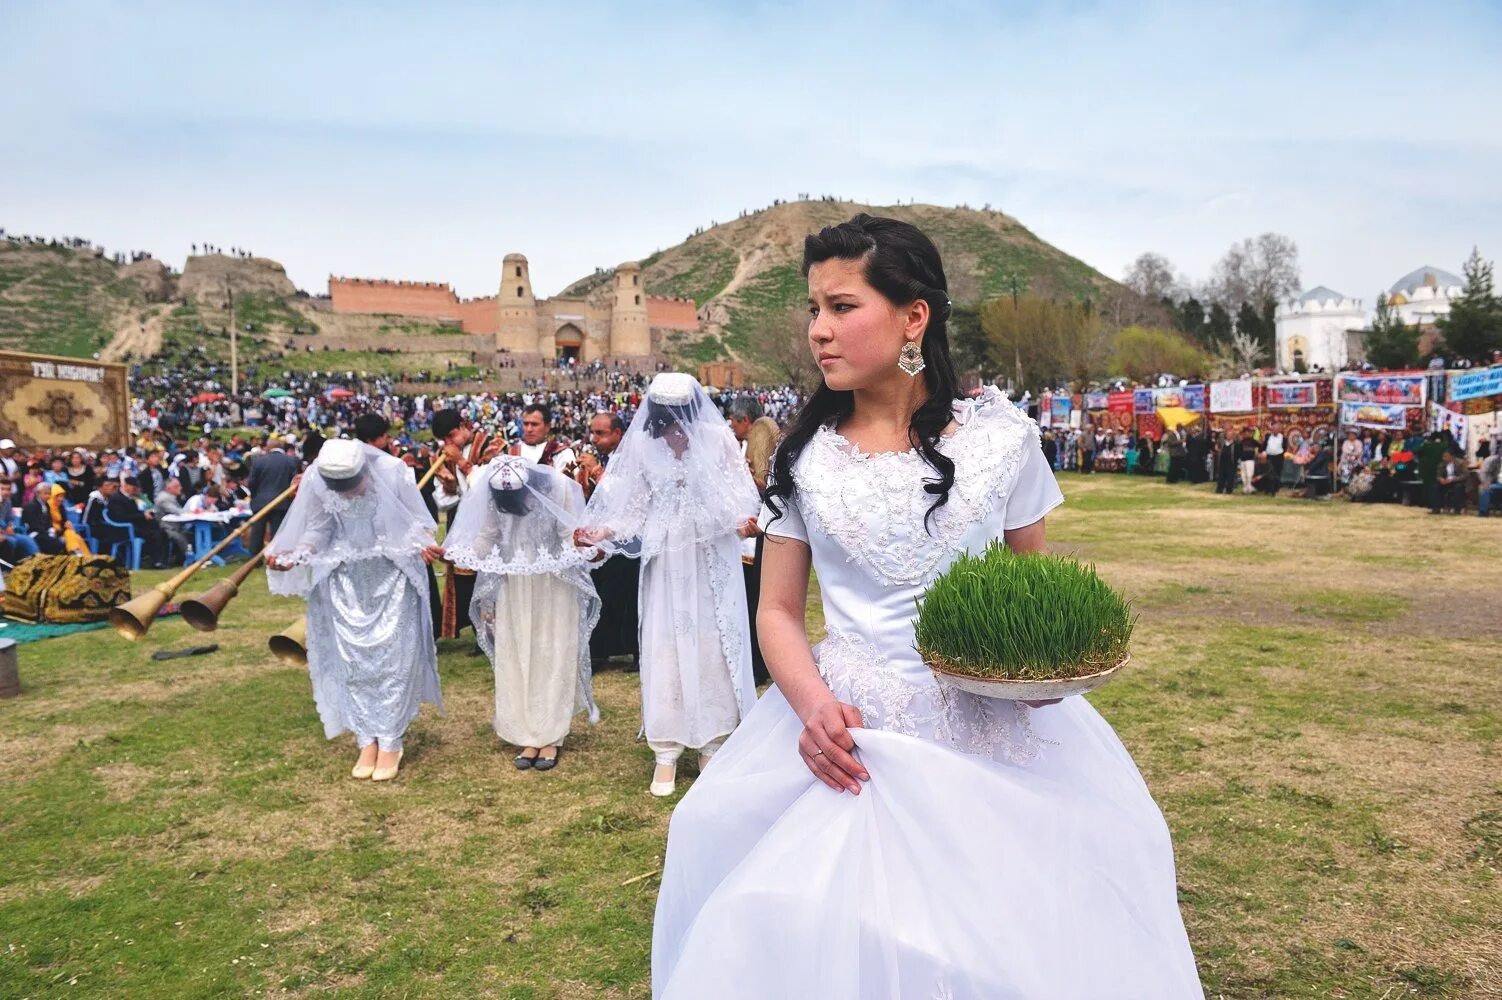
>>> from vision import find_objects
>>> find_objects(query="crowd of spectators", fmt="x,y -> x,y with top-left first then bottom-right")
0,363 -> 803,575
1038,421 -> 1489,513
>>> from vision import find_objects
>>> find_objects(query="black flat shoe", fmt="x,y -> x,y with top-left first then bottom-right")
513,753 -> 535,770
531,747 -> 562,772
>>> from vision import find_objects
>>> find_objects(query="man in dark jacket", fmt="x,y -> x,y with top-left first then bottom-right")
245,436 -> 300,552
136,449 -> 168,501
87,478 -> 168,567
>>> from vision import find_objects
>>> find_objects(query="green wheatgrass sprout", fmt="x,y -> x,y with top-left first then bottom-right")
915,542 -> 1136,681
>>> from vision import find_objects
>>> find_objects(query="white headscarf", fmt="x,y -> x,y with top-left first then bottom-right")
266,441 -> 436,598
582,373 -> 759,558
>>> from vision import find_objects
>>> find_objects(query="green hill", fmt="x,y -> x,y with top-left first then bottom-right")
562,199 -> 1120,368
5,200 -> 1119,377
0,241 -> 147,358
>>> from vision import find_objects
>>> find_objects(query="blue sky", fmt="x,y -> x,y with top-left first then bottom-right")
5,1 -> 1500,305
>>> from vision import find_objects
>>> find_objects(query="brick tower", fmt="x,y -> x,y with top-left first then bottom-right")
610,261 -> 651,357
495,253 -> 538,354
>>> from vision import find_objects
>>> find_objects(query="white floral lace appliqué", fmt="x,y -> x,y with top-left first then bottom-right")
815,628 -> 1049,766
794,394 -> 1034,587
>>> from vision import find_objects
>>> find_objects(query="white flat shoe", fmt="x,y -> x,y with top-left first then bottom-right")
649,762 -> 677,797
351,763 -> 375,780
371,750 -> 404,782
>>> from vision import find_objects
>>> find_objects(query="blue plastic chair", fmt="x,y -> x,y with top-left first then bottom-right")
99,510 -> 145,570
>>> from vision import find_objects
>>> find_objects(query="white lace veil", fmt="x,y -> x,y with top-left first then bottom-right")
443,455 -> 600,724
266,441 -> 437,598
582,372 -> 759,558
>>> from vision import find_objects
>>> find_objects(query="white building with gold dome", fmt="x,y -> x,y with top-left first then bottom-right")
1275,263 -> 1468,371
1385,265 -> 1463,327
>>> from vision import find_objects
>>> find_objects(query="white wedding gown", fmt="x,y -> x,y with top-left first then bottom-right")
652,387 -> 1203,999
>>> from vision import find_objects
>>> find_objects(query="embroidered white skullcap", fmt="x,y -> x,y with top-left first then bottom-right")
315,438 -> 365,481
488,455 -> 528,492
647,372 -> 699,406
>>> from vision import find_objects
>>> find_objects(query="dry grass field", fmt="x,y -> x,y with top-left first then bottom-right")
0,473 -> 1497,998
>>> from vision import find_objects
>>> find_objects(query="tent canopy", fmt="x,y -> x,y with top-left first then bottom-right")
1156,406 -> 1202,430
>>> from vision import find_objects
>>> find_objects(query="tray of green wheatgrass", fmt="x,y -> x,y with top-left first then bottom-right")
915,542 -> 1136,700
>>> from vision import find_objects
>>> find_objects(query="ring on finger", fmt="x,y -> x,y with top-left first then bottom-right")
811,749 -> 825,757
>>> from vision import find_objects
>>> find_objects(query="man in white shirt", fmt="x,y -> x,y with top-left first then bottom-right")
509,404 -> 576,471
1262,429 -> 1285,496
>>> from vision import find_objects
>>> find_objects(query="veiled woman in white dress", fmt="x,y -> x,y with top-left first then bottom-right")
577,372 -> 761,796
443,455 -> 600,771
652,215 -> 1202,998
267,439 -> 444,782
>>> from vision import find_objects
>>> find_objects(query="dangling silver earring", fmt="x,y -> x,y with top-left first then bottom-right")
898,341 -> 925,377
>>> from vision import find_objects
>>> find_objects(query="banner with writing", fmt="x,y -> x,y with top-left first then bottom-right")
1133,389 -> 1156,415
1209,379 -> 1253,413
0,350 -> 130,450
1084,392 -> 1109,411
1337,372 -> 1426,406
1448,365 -> 1502,403
1339,401 -> 1410,430
1266,381 -> 1319,408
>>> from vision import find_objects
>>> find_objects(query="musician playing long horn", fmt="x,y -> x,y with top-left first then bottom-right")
429,407 -> 503,644
266,438 -> 445,782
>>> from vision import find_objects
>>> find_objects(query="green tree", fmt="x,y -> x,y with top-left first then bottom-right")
948,302 -> 987,376
1206,303 -> 1233,343
1235,300 -> 1275,354
1111,326 -> 1210,383
1362,293 -> 1421,370
1173,296 -> 1206,342
1438,247 -> 1502,362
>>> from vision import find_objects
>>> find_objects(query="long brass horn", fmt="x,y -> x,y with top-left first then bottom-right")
179,550 -> 266,632
267,615 -> 308,665
107,480 -> 298,640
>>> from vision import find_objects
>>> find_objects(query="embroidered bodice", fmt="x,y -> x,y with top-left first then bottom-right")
761,387 -> 1065,764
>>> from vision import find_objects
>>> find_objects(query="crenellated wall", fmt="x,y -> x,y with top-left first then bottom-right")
328,257 -> 699,359
646,295 -> 699,331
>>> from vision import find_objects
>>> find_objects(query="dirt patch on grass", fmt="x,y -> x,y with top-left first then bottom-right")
93,761 -> 154,802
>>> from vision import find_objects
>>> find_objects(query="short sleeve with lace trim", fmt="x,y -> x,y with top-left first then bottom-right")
759,496 -> 808,545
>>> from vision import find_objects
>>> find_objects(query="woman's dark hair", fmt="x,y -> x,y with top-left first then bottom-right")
319,468 -> 365,494
764,213 -> 960,530
645,396 -> 699,439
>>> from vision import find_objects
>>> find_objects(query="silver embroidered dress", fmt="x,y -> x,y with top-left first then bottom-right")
652,386 -> 1203,999
267,445 -> 442,750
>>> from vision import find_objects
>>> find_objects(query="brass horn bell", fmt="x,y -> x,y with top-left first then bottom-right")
107,585 -> 174,640
179,552 -> 265,632
268,615 -> 308,666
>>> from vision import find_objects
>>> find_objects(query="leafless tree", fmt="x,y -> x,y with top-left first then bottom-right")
1123,252 -> 1179,302
1205,233 -> 1301,309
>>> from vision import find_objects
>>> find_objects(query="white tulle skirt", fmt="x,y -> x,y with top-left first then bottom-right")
652,687 -> 1204,1000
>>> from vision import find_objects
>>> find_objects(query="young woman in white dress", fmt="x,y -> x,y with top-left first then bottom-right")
651,215 -> 1204,998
